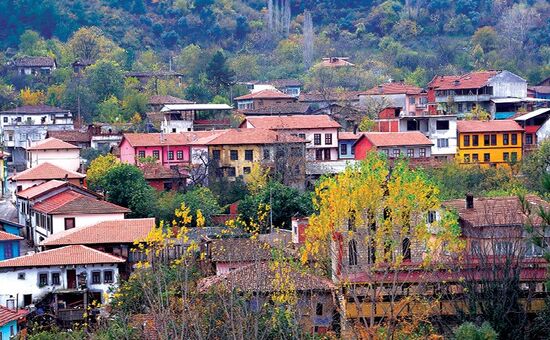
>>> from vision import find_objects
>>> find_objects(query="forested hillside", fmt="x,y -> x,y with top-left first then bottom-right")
0,0 -> 548,122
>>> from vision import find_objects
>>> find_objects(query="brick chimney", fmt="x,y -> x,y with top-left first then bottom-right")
291,217 -> 309,244
466,193 -> 474,209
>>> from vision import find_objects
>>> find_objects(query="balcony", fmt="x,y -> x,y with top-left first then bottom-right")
435,94 -> 491,103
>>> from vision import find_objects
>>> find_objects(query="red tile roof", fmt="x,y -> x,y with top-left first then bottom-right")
318,57 -> 354,68
361,82 -> 423,95
40,218 -> 155,246
243,114 -> 341,130
140,163 -> 185,180
428,71 -> 499,90
16,180 -> 67,199
47,130 -> 90,143
524,125 -> 540,134
339,132 -> 360,140
0,245 -> 125,268
358,132 -> 433,147
122,133 -> 188,147
0,306 -> 28,327
457,120 -> 524,133
204,128 -> 306,145
27,137 -> 79,151
33,191 -> 129,215
10,162 -> 86,181
234,89 -> 294,101
0,230 -> 23,241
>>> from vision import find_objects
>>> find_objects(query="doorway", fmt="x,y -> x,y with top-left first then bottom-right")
67,269 -> 77,289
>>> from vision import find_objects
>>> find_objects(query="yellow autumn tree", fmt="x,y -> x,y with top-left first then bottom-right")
246,163 -> 270,194
86,153 -> 120,190
20,87 -> 45,106
464,104 -> 491,121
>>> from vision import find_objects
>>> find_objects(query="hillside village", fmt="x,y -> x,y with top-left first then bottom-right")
0,1 -> 549,339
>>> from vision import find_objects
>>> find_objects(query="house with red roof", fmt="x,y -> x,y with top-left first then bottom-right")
0,306 -> 28,339
234,89 -> 297,110
10,162 -> 86,192
25,137 -> 81,172
353,132 -> 433,160
119,133 -> 192,169
0,245 -> 124,308
0,230 -> 22,260
358,82 -> 428,116
427,70 -> 528,118
514,108 -> 550,150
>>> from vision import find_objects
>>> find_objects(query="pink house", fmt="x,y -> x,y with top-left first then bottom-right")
119,133 -> 191,169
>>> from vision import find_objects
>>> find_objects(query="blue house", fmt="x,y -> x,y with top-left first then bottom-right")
338,132 -> 359,159
0,218 -> 24,237
0,231 -> 22,260
0,306 -> 28,339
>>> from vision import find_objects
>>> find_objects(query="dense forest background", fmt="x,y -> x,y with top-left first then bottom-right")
0,0 -> 548,122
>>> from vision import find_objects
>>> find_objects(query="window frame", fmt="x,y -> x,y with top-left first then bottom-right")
167,151 -> 174,160
103,270 -> 114,284
324,133 -> 332,145
92,271 -> 101,284
230,150 -> 239,161
313,133 -> 321,145
244,149 -> 253,161
51,272 -> 61,286
511,133 -> 518,145
463,135 -> 470,147
176,150 -> 183,160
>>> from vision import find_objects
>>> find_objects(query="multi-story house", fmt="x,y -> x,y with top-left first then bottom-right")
119,133 -> 192,169
353,132 -> 433,161
358,82 -> 428,116
427,70 -> 528,119
241,115 -> 341,161
398,114 -> 458,159
0,231 -> 22,260
0,245 -> 124,308
150,103 -> 232,133
513,108 -> 550,150
26,137 -> 81,172
10,162 -> 86,192
148,95 -> 194,112
456,120 -> 524,166
10,56 -> 57,76
240,79 -> 303,98
234,89 -> 297,110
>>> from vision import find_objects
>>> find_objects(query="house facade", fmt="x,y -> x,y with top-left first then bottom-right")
234,89 -> 297,110
11,56 -> 57,76
26,137 -> 81,172
119,133 -> 191,169
398,115 -> 458,159
156,104 -> 233,133
358,82 -> 428,116
10,162 -> 86,192
0,245 -> 124,308
514,108 -> 550,149
353,132 -> 433,161
456,120 -> 524,166
0,231 -> 22,260
338,132 -> 358,159
0,307 -> 28,339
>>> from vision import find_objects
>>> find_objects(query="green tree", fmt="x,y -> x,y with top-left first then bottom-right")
205,50 -> 235,94
182,186 -> 222,227
522,140 -> 550,196
472,26 -> 497,52
97,95 -> 124,123
452,322 -> 498,340
18,30 -> 48,56
85,60 -> 124,103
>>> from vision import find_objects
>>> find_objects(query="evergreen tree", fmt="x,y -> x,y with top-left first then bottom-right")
205,51 -> 235,94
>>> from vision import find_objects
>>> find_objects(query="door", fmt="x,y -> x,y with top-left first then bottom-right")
67,269 -> 77,289
23,294 -> 32,306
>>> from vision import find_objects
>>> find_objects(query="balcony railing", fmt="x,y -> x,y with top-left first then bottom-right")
435,94 -> 491,102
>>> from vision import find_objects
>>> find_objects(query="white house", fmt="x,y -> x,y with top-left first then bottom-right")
10,162 -> 86,193
241,115 -> 341,161
26,138 -> 81,172
399,115 -> 458,159
0,245 -> 124,308
514,108 -> 550,147
158,104 -> 233,133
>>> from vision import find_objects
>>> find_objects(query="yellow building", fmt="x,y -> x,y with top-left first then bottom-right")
456,120 -> 524,167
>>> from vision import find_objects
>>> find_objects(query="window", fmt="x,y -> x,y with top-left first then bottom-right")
392,149 -> 400,157
464,154 -> 470,162
324,149 -> 331,160
472,135 -> 479,146
92,271 -> 101,284
407,149 -> 414,157
503,134 -> 509,145
177,150 -> 183,160
4,243 -> 12,259
38,273 -> 48,287
436,120 -> 449,130
437,138 -> 449,148
470,240 -> 481,255
325,133 -> 332,145
511,133 -> 518,145
230,150 -> 238,160
526,134 -> 533,145
314,133 -> 321,145
298,133 -> 306,139
263,148 -> 270,160
64,218 -> 75,230
244,150 -> 253,161
463,135 -> 470,146
168,151 -> 174,160
315,149 -> 323,160
503,152 -> 509,161
427,211 -> 437,223
152,150 -> 160,159
511,152 -> 517,162
483,134 -> 490,146
495,241 -> 513,255
472,154 -> 478,162
348,240 -> 358,266
484,153 -> 490,162
316,303 -> 323,316
409,96 -> 415,105
525,241 -> 544,257
417,148 -> 425,157
490,134 -> 497,146
18,273 -> 25,280
212,150 -> 220,160
243,167 -> 251,174
407,120 -> 419,131
51,273 -> 60,285
103,270 -> 114,283
351,145 -> 355,155
403,238 -> 411,261
227,167 -> 236,177
2,117 -> 7,123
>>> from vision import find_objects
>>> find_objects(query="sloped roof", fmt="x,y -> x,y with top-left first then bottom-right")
0,245 -> 125,268
199,261 -> 335,293
13,56 -> 55,67
148,95 -> 194,105
513,108 -> 550,122
318,57 -> 354,68
47,130 -> 90,143
40,218 -> 155,246
244,114 -> 341,130
122,133 -> 188,147
358,132 -> 433,147
428,71 -> 499,90
0,230 -> 23,241
241,102 -> 312,115
234,89 -> 294,101
33,191 -> 129,215
26,137 -> 79,151
457,120 -> 524,133
140,163 -> 186,180
10,162 -> 85,181
16,180 -> 67,199
1,105 -> 69,115
361,82 -> 424,95
209,238 -> 272,262
204,128 -> 305,145
298,90 -> 363,102
339,132 -> 360,140
0,306 -> 28,327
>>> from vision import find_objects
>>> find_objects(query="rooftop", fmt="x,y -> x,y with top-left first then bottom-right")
0,245 -> 125,268
10,162 -> 86,182
13,56 -> 55,67
234,89 -> 295,101
240,102 -> 312,116
318,57 -> 355,68
429,71 -> 499,90
357,132 -> 433,147
40,218 -> 155,246
243,114 -> 341,130
1,104 -> 69,115
0,306 -> 28,327
339,132 -> 360,140
209,238 -> 272,262
361,82 -> 424,95
47,130 -> 90,143
0,230 -> 23,241
457,120 -> 524,133
148,95 -> 195,105
16,180 -> 67,199
26,137 -> 80,151
204,128 -> 306,145
33,191 -> 129,215
140,163 -> 185,180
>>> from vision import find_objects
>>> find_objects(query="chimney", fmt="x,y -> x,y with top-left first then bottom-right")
453,80 -> 460,87
377,85 -> 383,94
292,217 -> 308,244
466,193 -> 474,209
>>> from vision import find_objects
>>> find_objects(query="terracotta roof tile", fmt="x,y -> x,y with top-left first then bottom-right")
122,133 -> 188,147
0,245 -> 125,268
148,95 -> 194,105
0,306 -> 28,327
0,230 -> 23,241
140,163 -> 186,180
209,238 -> 272,262
1,105 -> 69,115
244,114 -> 341,130
13,56 -> 55,67
40,218 -> 155,246
199,261 -> 335,293
428,71 -> 499,90
358,132 -> 433,147
205,128 -> 306,145
241,102 -> 312,115
27,137 -> 79,150
33,191 -> 129,215
457,120 -> 524,133
11,162 -> 85,181
362,82 -> 423,95
235,89 -> 294,101
47,130 -> 90,143
16,180 -> 67,199
339,132 -> 360,140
